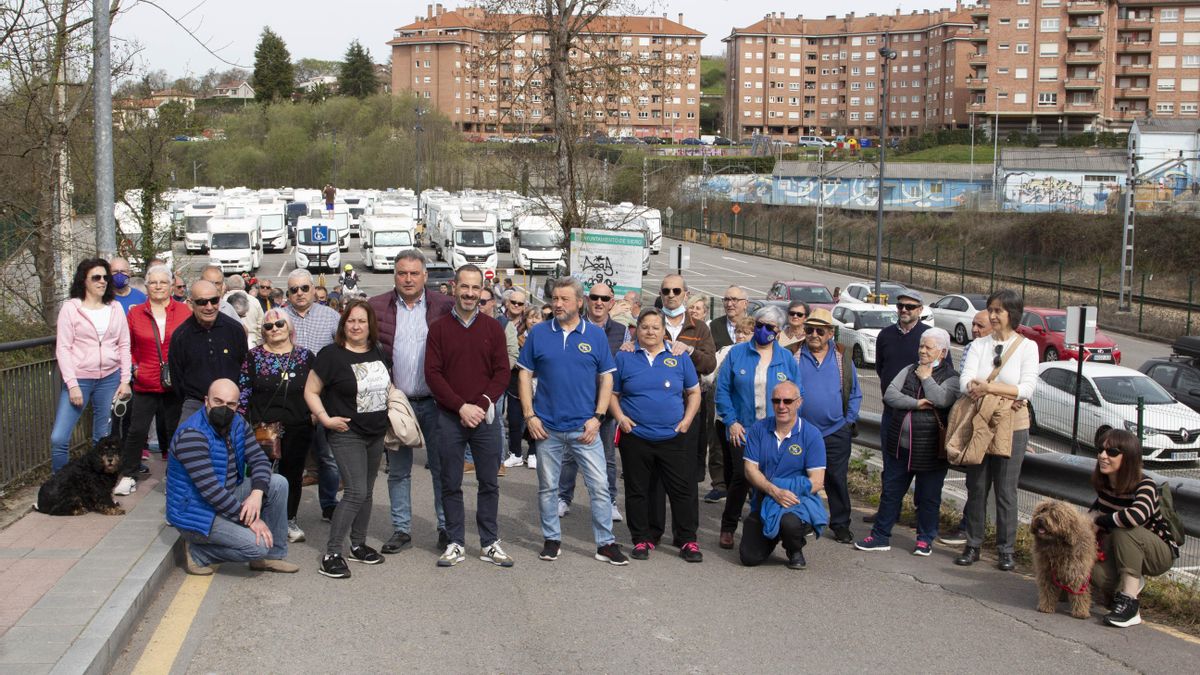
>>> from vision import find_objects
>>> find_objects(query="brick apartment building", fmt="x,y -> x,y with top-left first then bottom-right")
724,8 -> 979,141
388,4 -> 705,138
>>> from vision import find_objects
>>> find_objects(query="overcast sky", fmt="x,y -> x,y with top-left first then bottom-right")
113,0 -> 958,78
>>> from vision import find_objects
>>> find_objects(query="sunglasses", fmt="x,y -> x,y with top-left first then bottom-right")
993,344 -> 1004,368
771,397 -> 797,405
192,296 -> 220,307
263,319 -> 287,330
803,325 -> 828,336
789,311 -> 807,318
288,284 -> 311,294
660,287 -> 684,296
722,297 -> 746,303
754,322 -> 778,332
1099,446 -> 1122,458
896,302 -> 922,312
89,274 -> 109,282
509,300 -> 526,307
588,294 -> 613,302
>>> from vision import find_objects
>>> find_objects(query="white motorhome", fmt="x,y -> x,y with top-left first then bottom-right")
615,203 -> 662,254
425,199 -> 458,259
294,218 -> 341,272
445,208 -> 499,271
342,193 -> 367,237
360,215 -> 417,271
206,213 -> 262,274
183,199 -> 220,253
114,202 -> 173,272
251,199 -> 288,252
591,209 -> 650,275
512,212 -> 565,273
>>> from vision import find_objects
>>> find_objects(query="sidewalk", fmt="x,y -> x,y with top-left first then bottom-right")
0,462 -> 178,674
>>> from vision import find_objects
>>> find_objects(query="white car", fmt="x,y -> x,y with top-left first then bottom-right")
1030,362 -> 1200,463
929,293 -> 988,344
840,281 -> 934,326
831,305 -> 899,367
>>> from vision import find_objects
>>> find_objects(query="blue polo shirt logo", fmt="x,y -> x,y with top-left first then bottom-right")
663,357 -> 678,367
578,342 -> 592,353
776,372 -> 787,381
788,443 -> 803,456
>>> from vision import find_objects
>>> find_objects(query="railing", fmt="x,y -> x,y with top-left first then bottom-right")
0,337 -> 93,492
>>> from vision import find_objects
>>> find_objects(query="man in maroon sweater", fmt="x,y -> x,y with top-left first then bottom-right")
424,265 -> 514,568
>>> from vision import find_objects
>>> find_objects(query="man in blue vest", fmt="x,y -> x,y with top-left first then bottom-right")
167,379 -> 297,575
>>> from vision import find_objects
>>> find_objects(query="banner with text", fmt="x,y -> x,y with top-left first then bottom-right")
569,229 -> 644,296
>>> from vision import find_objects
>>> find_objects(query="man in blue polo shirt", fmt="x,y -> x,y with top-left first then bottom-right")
740,381 -> 828,570
518,277 -> 627,565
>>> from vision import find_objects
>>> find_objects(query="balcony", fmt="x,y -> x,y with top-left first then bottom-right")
1065,51 -> 1104,65
968,28 -> 990,41
1116,17 -> 1154,28
1065,101 -> 1099,112
968,52 -> 989,66
1114,88 -> 1151,99
966,77 -> 989,90
970,7 -> 990,18
1116,63 -> 1152,76
1066,25 -> 1104,40
1067,1 -> 1105,14
1115,40 -> 1153,53
1064,78 -> 1101,90
968,101 -> 988,112
1112,108 -> 1148,122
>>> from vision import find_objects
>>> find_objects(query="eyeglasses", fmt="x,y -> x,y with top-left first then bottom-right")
288,284 -> 311,294
263,320 -> 287,330
509,300 -> 526,307
722,297 -> 746,303
993,344 -> 1004,368
754,322 -> 778,332
803,325 -> 828,336
588,294 -> 613,302
89,274 -> 109,283
896,302 -> 922,312
771,397 -> 797,405
789,311 -> 807,318
192,296 -> 220,307
1100,446 -> 1122,458
660,287 -> 684,296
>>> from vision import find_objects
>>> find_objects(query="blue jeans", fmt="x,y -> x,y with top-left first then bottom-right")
310,425 -> 341,511
870,449 -> 948,546
387,396 -> 446,535
559,416 -> 618,506
537,428 -> 614,546
50,372 -> 120,472
179,474 -> 290,566
437,409 -> 502,547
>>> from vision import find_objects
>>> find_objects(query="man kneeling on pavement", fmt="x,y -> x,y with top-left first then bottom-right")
167,378 -> 298,574
739,381 -> 829,570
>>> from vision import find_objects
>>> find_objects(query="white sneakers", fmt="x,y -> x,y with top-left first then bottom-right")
481,541 -> 515,567
502,453 -> 525,468
557,499 -> 570,518
526,455 -> 537,470
611,504 -> 623,522
287,519 -> 306,543
437,542 -> 466,567
112,477 -> 137,496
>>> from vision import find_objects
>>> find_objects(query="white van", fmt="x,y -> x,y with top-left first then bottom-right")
512,214 -> 565,273
614,202 -> 662,254
251,200 -> 288,252
360,215 -> 417,271
446,209 -> 499,271
183,199 -> 220,253
294,218 -> 341,272
207,214 -> 262,274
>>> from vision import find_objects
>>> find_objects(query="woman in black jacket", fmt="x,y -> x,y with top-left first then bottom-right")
855,327 -> 960,556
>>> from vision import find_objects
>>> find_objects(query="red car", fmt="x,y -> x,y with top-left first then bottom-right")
765,281 -> 836,311
1016,307 -> 1121,364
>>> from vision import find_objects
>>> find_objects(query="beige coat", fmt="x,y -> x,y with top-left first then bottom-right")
383,386 -> 425,451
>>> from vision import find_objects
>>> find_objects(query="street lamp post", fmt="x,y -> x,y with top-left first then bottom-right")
414,106 -> 426,223
874,40 -> 898,302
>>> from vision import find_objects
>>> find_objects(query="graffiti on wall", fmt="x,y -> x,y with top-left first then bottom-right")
682,174 -> 985,210
1002,175 -> 1120,213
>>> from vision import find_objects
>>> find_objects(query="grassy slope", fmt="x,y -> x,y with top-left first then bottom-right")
700,56 -> 725,96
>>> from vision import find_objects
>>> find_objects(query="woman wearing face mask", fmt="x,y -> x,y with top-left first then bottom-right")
49,258 -> 132,473
713,305 -> 802,549
855,328 -> 959,556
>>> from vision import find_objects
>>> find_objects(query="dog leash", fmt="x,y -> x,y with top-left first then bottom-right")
1051,570 -> 1091,595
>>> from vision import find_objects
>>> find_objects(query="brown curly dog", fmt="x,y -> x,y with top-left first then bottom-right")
1030,499 -> 1095,619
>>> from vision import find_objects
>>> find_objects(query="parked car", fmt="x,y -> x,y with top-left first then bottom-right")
537,134 -> 557,143
424,261 -> 456,294
831,305 -> 899,367
764,280 -> 836,310
680,137 -> 703,146
1029,362 -> 1200,463
712,136 -> 733,146
619,136 -> 646,145
511,136 -> 538,144
640,136 -> 665,145
1016,307 -> 1121,364
839,281 -> 934,326
771,139 -> 795,148
797,135 -> 830,147
1138,337 -> 1200,413
928,293 -> 988,344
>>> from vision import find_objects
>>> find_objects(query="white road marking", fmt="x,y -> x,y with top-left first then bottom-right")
275,259 -> 291,279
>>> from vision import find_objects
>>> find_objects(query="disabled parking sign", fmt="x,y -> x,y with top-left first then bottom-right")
311,225 -> 329,243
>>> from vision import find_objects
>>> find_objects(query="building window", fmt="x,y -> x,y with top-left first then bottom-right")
1014,92 -> 1028,104
1038,67 -> 1058,81
1181,103 -> 1198,113
1037,92 -> 1058,106
1039,43 -> 1059,56
1161,8 -> 1179,21
1040,18 -> 1060,32
1156,103 -> 1174,114
1017,19 -> 1030,30
1016,43 -> 1030,54
1158,78 -> 1176,90
1160,32 -> 1178,45
1184,55 -> 1200,67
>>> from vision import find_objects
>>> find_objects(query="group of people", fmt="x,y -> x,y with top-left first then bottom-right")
49,254 -> 1179,626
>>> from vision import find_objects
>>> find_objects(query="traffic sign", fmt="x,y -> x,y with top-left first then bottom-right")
310,225 -> 330,243
731,204 -> 741,215
484,268 -> 495,280
664,206 -> 674,219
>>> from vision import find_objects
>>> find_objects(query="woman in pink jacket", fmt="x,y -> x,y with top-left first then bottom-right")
50,258 -> 132,473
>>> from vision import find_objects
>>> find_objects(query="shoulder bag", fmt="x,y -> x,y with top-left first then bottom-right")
151,310 -> 172,391
944,335 -> 1025,466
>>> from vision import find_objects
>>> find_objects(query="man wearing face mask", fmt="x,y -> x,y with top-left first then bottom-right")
109,256 -> 147,315
168,280 -> 250,426
167,378 -> 298,575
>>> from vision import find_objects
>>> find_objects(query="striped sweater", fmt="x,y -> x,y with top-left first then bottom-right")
1092,477 -> 1180,558
175,424 -> 271,521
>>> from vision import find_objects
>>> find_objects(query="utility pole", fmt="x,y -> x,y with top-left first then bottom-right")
815,145 -> 825,259
1118,140 -> 1138,312
875,38 -> 897,302
94,0 -> 115,256
414,106 -> 425,222
642,155 -> 648,206
700,153 -> 710,232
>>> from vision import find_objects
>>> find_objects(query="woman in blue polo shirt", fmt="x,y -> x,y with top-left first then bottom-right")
610,309 -> 703,562
713,305 -> 802,549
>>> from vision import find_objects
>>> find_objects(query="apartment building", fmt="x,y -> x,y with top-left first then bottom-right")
388,4 -> 705,138
965,0 -> 1200,135
724,8 -> 979,141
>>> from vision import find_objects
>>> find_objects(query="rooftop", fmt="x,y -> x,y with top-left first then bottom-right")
392,7 -> 704,41
775,160 -> 992,181
999,148 -> 1127,173
727,7 -> 975,40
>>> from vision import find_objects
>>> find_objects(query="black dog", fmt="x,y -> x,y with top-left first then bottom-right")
36,435 -> 126,516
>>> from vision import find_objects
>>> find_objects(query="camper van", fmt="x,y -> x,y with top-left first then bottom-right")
207,214 -> 262,274
615,203 -> 662,254
294,218 -> 341,272
183,199 -> 220,253
360,214 -> 417,271
445,209 -> 499,271
252,200 -> 288,252
512,213 -> 565,273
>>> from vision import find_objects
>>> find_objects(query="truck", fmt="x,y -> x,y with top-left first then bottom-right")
294,218 -> 341,272
512,212 -> 565,273
206,214 -> 262,274
360,214 -> 417,272
445,208 -> 499,272
182,199 -> 220,253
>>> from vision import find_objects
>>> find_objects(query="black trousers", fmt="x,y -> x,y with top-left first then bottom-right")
119,390 -> 181,478
822,423 -> 854,529
620,432 -> 698,545
647,418 -> 702,543
739,511 -> 809,566
720,434 -> 751,533
276,421 -> 314,520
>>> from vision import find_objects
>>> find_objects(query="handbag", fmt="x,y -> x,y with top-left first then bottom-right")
944,336 -> 1025,466
151,315 -> 172,390
254,421 -> 283,460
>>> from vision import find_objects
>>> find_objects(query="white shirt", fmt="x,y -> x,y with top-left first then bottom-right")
960,332 -> 1040,400
82,305 -> 111,338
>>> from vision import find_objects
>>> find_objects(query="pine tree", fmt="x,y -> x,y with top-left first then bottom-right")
252,27 -> 295,103
338,40 -> 379,99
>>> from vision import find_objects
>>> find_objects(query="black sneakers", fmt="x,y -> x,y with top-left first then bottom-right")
349,544 -> 384,565
595,542 -> 629,566
321,505 -> 336,522
1104,593 -> 1142,628
539,540 -> 561,561
319,554 -> 350,579
381,531 -> 411,554
831,526 -> 854,544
